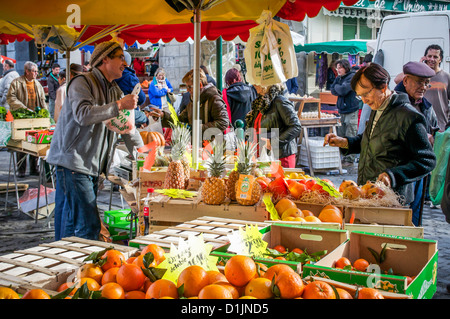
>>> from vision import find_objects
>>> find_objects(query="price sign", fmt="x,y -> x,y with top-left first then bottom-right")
156,234 -> 219,283
227,225 -> 268,258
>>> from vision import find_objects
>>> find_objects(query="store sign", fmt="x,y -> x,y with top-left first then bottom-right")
325,0 -> 449,19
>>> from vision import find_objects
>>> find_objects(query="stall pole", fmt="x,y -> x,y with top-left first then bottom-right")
192,8 -> 202,169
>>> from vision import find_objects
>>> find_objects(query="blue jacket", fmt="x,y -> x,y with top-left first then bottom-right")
115,67 -> 146,106
330,70 -> 361,114
286,77 -> 299,94
148,77 -> 174,108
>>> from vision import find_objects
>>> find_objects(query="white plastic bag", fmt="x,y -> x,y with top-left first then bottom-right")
104,108 -> 136,135
244,10 -> 298,87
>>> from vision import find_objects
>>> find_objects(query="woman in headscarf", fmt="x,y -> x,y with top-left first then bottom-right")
148,67 -> 174,110
246,83 -> 301,168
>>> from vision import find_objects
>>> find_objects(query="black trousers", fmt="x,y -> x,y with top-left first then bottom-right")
17,153 -> 39,175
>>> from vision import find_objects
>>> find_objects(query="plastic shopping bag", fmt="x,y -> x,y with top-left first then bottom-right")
244,10 -> 298,87
429,128 -> 450,205
104,108 -> 136,135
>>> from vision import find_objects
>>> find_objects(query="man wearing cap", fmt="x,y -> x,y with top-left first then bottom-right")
47,41 -> 144,241
114,50 -> 148,128
394,61 -> 439,225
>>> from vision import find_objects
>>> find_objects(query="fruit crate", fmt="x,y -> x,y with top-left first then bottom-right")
129,216 -> 271,251
302,231 -> 438,299
211,223 -> 349,273
11,118 -> 51,140
300,137 -> 340,169
344,205 -> 414,227
0,237 -> 137,294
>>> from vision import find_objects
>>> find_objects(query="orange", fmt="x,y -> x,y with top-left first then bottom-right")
336,288 -> 353,299
56,282 -> 75,295
263,264 -> 295,281
245,277 -> 274,299
133,254 -> 157,269
21,289 -> 51,299
77,277 -> 101,291
318,208 -> 343,225
101,267 -> 120,285
304,216 -> 322,223
126,256 -> 136,264
0,287 -> 20,299
101,249 -> 125,272
273,244 -> 287,253
198,284 -> 233,299
274,271 -> 304,299
100,282 -> 125,299
77,263 -> 104,285
145,279 -> 178,299
224,255 -> 257,287
292,248 -> 304,255
239,295 -> 257,299
357,287 -> 384,299
142,277 -> 153,292
301,210 -> 315,217
140,244 -> 166,265
116,263 -> 146,292
281,207 -> 303,220
214,281 -> 240,299
322,205 -> 343,217
288,181 -> 308,199
342,185 -> 363,200
353,258 -> 370,272
274,198 -> 297,215
177,265 -> 210,298
206,270 -> 228,284
125,290 -> 146,299
335,257 -> 352,269
302,281 -> 336,299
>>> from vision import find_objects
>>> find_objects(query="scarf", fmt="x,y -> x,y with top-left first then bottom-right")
245,85 -> 284,129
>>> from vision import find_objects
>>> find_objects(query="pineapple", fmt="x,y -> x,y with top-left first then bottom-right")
201,141 -> 226,205
163,123 -> 191,189
234,140 -> 262,206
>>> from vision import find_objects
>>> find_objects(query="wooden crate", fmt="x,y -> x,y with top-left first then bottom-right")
146,195 -> 269,230
129,216 -> 270,250
21,141 -> 51,156
344,205 -> 414,227
11,118 -> 51,141
0,237 -> 137,294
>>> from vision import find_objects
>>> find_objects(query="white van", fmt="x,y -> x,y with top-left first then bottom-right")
374,11 -> 450,88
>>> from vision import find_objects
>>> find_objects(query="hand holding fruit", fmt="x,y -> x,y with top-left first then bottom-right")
324,133 -> 348,148
376,172 -> 391,187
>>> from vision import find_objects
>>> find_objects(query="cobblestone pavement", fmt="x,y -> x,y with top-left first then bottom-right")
0,149 -> 448,299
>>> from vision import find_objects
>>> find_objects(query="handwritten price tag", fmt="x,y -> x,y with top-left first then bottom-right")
227,225 -> 268,258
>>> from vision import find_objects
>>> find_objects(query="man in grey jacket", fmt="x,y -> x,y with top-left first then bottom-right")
47,41 -> 144,241
0,59 -> 19,109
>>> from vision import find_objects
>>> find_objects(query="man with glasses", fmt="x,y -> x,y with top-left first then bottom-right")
324,63 -> 436,221
394,61 -> 439,225
47,41 -> 144,241
330,59 -> 361,167
7,61 -> 47,177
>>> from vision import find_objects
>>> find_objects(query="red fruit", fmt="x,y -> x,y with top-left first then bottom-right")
268,177 -> 289,198
305,179 -> 317,190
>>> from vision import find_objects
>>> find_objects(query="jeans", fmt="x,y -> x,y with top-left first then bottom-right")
54,166 -> 101,240
411,178 -> 424,226
49,99 -> 55,119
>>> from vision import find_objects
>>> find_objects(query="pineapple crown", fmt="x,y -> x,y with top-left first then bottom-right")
204,140 -> 226,178
236,140 -> 257,175
170,123 -> 191,161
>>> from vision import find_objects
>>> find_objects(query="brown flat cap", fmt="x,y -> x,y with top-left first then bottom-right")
403,61 -> 435,78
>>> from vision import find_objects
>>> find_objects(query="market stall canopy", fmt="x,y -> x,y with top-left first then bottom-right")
295,40 -> 368,55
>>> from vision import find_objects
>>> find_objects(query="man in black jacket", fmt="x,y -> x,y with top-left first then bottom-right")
325,63 -> 436,212
47,63 -> 60,120
330,59 -> 361,166
394,61 -> 439,225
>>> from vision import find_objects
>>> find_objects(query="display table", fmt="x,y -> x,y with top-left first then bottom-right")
4,142 -> 54,225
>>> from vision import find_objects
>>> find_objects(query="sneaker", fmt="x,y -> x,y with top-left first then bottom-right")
430,203 -> 441,209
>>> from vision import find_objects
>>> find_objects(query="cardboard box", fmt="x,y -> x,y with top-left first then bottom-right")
211,223 -> 348,273
104,209 -> 132,226
302,231 -> 438,299
344,224 -> 424,239
25,130 -> 53,144
345,205 -> 414,227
